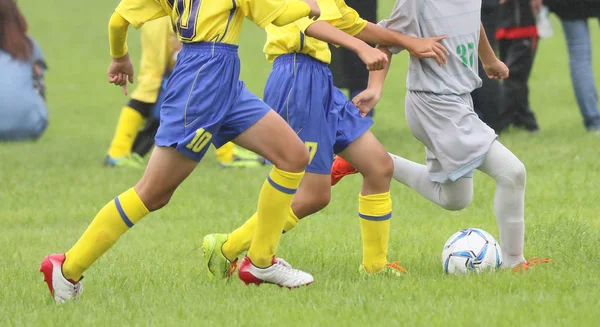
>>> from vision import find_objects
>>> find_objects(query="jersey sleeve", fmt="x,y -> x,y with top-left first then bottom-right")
294,0 -> 342,33
329,0 -> 367,36
238,0 -> 288,29
115,0 -> 167,29
377,0 -> 418,54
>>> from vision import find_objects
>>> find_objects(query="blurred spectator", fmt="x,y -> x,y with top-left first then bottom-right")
330,0 -> 377,117
0,0 -> 48,141
545,0 -> 600,132
472,0 -> 504,133
496,0 -> 541,133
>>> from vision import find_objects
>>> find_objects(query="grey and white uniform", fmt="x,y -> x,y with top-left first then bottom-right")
379,0 -> 497,182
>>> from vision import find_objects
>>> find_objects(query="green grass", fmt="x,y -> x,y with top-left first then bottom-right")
2,1 -> 600,326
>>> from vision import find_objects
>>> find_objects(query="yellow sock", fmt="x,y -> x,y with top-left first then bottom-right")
247,168 -> 304,268
283,208 -> 300,232
107,106 -> 145,158
215,142 -> 235,164
358,192 -> 392,273
222,207 -> 299,261
62,188 -> 149,281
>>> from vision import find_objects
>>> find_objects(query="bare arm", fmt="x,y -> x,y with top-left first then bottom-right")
367,45 -> 392,94
477,23 -> 497,65
304,21 -> 388,70
478,23 -> 509,80
354,22 -> 448,66
351,45 -> 393,116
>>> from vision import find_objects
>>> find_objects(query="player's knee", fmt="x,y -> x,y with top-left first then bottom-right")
440,187 -> 473,211
273,143 -> 309,173
504,160 -> 527,188
360,151 -> 393,182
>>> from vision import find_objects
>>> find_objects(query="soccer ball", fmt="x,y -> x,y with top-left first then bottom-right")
441,228 -> 502,274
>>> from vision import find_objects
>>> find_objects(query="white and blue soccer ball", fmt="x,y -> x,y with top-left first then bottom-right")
441,228 -> 502,274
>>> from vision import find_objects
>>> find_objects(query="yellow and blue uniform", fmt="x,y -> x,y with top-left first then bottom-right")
106,16 -> 177,163
263,0 -> 372,174
57,0 -> 314,283
114,0 -> 296,162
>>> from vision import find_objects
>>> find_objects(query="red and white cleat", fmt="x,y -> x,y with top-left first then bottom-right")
39,254 -> 83,302
238,256 -> 314,288
331,156 -> 358,186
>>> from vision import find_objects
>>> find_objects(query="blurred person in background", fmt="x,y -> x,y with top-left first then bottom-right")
472,0 -> 504,133
545,0 -> 600,133
329,0 -> 377,117
496,0 -> 542,133
104,17 -> 263,168
0,0 -> 48,141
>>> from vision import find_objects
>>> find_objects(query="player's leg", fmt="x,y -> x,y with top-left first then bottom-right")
41,146 -> 198,302
105,98 -> 153,167
476,141 -> 527,268
505,38 -> 539,131
217,172 -> 330,268
131,75 -> 167,159
214,142 -> 265,168
213,84 -> 312,286
387,153 -> 474,211
204,55 -> 333,279
337,130 -> 403,275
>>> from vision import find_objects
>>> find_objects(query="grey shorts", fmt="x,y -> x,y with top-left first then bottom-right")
405,91 -> 497,183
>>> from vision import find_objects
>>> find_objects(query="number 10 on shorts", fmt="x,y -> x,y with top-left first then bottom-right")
186,128 -> 212,153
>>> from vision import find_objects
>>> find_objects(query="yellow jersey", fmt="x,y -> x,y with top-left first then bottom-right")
131,16 -> 178,103
115,0 -> 288,45
263,0 -> 367,64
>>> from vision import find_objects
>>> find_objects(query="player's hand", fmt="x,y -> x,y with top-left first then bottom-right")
352,88 -> 381,116
357,45 -> 388,71
108,53 -> 134,95
483,59 -> 509,80
302,0 -> 320,20
406,36 -> 449,67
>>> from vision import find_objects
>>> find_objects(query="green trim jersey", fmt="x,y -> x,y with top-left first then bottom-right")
378,0 -> 483,95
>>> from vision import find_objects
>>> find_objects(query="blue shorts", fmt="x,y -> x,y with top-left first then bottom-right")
155,43 -> 270,162
265,54 -> 373,174
152,75 -> 170,119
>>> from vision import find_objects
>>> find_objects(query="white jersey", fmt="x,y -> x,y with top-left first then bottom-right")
379,0 -> 483,95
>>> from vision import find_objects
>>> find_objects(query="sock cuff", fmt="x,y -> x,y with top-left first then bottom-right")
283,208 -> 300,233
289,207 -> 300,223
358,192 -> 392,221
115,188 -> 149,227
267,168 -> 305,194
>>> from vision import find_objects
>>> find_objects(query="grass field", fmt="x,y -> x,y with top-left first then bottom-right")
2,1 -> 600,326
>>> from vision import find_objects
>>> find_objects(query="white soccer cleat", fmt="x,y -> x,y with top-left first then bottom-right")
238,256 -> 314,288
39,254 -> 83,302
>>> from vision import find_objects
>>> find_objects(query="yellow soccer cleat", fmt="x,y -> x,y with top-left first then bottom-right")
359,261 -> 407,277
201,234 -> 237,279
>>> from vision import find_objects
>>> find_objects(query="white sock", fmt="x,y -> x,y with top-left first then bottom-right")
477,141 -> 527,268
388,153 -> 472,211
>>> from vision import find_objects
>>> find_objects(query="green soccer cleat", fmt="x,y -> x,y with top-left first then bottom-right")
201,234 -> 238,279
103,154 -> 143,168
359,261 -> 407,277
131,153 -> 146,165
